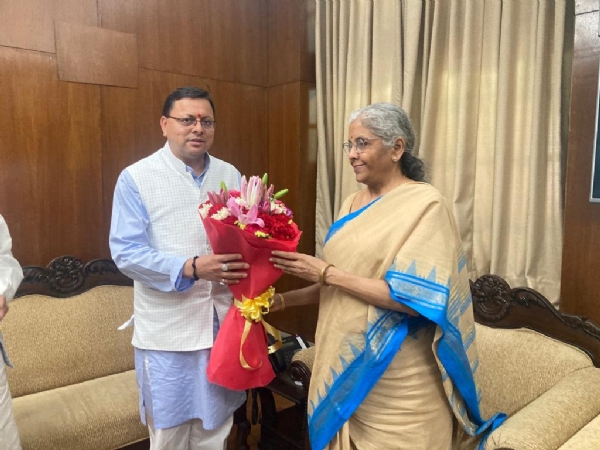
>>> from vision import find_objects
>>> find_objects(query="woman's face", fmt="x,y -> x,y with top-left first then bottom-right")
347,120 -> 401,187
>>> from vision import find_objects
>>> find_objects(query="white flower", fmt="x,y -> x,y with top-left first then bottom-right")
199,203 -> 212,218
211,206 -> 231,220
271,201 -> 286,214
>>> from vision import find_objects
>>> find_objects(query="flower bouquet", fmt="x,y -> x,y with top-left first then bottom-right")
199,174 -> 301,390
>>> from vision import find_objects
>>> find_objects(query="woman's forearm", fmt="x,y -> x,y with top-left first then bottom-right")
325,266 -> 418,316
269,250 -> 416,315
274,283 -> 320,312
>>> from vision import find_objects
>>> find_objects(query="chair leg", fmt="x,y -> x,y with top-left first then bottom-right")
233,396 -> 250,450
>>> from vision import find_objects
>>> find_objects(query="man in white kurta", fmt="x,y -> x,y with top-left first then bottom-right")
110,87 -> 249,450
0,214 -> 23,450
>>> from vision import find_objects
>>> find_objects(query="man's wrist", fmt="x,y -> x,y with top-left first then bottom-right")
182,258 -> 196,279
191,256 -> 200,280
173,258 -> 194,292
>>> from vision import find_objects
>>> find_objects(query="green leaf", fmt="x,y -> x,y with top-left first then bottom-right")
262,173 -> 268,185
274,188 -> 288,199
220,180 -> 227,192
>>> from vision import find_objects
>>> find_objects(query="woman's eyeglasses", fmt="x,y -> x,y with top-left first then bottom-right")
342,137 -> 381,154
165,116 -> 216,129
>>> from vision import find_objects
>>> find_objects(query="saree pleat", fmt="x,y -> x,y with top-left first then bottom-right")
308,183 -> 505,450
348,324 -> 453,450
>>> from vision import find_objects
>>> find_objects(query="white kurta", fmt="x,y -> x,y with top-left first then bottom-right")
110,145 -> 245,432
0,214 -> 23,450
0,216 -> 22,302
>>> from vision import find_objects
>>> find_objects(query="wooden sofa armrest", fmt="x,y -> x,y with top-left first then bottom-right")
287,362 -> 311,450
289,359 -> 313,392
471,275 -> 600,367
288,348 -> 315,450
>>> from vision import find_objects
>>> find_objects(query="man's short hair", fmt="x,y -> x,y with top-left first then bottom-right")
162,86 -> 215,117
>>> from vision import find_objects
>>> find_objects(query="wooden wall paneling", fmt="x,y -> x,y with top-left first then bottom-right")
99,0 -> 214,79
207,79 -> 269,177
561,10 -> 600,323
268,0 -> 301,86
267,82 -> 318,341
204,0 -> 238,84
234,0 -> 269,87
0,47 -> 104,266
267,0 -> 316,86
98,0 -> 268,86
55,21 -> 138,87
301,0 -> 317,83
0,0 -> 97,53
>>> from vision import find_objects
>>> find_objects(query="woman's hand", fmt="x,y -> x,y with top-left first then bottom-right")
271,251 -> 328,284
272,252 -> 419,316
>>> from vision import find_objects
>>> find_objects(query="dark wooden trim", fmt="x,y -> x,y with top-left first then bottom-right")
233,396 -> 251,450
288,361 -> 311,450
118,439 -> 150,450
15,255 -> 132,298
471,274 -> 600,368
289,360 -> 311,394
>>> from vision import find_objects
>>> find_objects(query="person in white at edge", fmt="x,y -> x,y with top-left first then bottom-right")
0,214 -> 23,450
110,86 -> 249,450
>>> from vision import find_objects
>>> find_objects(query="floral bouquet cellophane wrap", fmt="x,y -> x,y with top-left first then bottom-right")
200,174 -> 301,390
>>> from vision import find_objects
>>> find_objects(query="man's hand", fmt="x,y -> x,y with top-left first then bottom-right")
184,254 -> 249,284
0,295 -> 9,321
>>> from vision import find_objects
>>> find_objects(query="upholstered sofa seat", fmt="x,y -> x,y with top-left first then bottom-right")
12,370 -> 145,450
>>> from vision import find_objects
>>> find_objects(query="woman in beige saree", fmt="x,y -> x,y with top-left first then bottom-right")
270,103 -> 505,450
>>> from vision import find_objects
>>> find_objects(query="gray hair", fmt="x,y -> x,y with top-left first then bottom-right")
349,103 -> 425,182
348,103 -> 416,152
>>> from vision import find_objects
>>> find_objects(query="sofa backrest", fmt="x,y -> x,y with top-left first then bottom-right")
475,323 -> 593,419
2,285 -> 135,398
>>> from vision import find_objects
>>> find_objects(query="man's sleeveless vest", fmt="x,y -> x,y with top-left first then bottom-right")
127,144 -> 240,351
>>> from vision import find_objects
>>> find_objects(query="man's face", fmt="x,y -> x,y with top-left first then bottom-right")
160,98 -> 215,167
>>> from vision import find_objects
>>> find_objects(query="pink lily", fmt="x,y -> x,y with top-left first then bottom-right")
207,189 -> 227,205
259,185 -> 274,212
241,175 -> 265,208
227,197 -> 265,227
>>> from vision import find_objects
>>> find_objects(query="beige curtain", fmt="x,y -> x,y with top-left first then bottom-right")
315,0 -> 573,304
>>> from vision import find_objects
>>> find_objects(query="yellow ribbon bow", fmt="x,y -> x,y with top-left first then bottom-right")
234,286 -> 282,370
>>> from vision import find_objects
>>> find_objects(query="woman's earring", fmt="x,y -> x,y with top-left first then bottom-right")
392,157 -> 398,162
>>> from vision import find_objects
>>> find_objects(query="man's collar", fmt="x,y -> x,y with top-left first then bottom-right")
186,153 -> 211,179
161,142 -> 211,177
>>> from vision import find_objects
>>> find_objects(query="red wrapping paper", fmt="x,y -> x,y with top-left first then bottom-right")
203,216 -> 301,390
